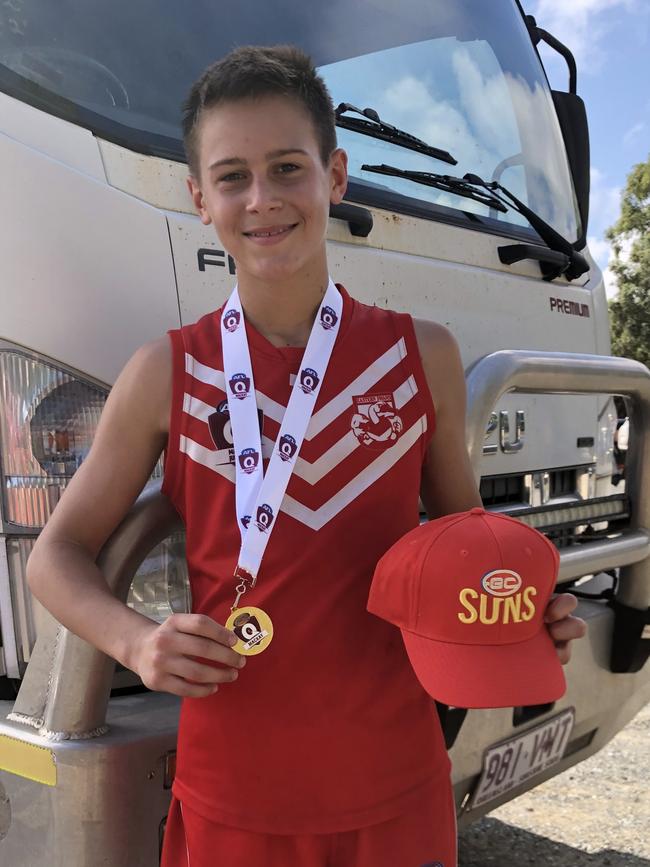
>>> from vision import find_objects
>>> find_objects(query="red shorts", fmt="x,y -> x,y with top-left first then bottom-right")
160,781 -> 457,867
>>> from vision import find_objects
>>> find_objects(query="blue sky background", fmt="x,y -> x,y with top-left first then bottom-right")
528,0 -> 650,298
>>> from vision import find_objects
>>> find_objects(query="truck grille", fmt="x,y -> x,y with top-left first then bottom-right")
480,468 -> 630,547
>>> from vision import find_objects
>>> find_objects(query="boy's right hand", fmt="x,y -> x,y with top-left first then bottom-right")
131,613 -> 246,698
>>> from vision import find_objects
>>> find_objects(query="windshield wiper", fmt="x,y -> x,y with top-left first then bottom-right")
361,163 -> 589,281
360,163 -> 507,213
335,103 -> 457,167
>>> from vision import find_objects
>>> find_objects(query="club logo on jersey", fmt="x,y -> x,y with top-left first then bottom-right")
229,372 -> 250,400
241,515 -> 251,529
299,368 -> 320,395
232,611 -> 269,649
222,309 -> 241,332
208,401 -> 264,465
256,503 -> 274,532
238,447 -> 259,474
320,305 -> 338,330
278,433 -> 298,462
351,393 -> 403,448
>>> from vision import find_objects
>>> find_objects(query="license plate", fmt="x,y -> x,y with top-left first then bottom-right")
468,707 -> 575,810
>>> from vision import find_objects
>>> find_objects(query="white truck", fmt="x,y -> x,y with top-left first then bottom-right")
1,1 -> 649,864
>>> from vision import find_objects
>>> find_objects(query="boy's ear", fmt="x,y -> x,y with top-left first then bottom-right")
186,176 -> 213,226
329,148 -> 348,206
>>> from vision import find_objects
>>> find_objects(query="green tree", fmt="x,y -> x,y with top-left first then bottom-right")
606,155 -> 650,367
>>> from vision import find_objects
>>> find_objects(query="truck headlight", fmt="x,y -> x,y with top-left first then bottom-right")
0,348 -> 107,528
0,345 -> 190,677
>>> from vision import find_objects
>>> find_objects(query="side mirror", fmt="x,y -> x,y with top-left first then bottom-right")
526,15 -> 591,246
552,90 -> 590,244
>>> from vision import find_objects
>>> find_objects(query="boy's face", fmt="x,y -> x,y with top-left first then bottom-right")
188,95 -> 348,287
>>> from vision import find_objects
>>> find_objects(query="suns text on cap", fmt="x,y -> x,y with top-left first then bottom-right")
457,586 -> 537,625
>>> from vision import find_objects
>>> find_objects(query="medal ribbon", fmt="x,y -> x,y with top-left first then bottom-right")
221,278 -> 342,586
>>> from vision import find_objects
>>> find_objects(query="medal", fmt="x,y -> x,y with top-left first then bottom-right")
225,606 -> 274,656
221,278 -> 342,653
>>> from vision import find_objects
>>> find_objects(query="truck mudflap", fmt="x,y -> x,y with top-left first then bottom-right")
1,350 -> 649,864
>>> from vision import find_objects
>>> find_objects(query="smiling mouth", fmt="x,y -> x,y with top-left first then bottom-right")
243,224 -> 298,239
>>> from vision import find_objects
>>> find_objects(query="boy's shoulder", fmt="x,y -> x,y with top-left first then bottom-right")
115,335 -> 172,436
411,317 -> 463,413
410,317 -> 459,359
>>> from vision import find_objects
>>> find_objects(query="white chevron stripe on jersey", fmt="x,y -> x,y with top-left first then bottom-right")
180,435 -> 236,478
282,415 -> 426,530
182,373 -> 420,485
179,413 -> 426,531
292,375 -> 418,484
393,374 -> 418,411
183,392 -> 213,422
184,373 -> 416,430
184,338 -> 407,440
304,338 -> 406,438
185,353 -> 288,423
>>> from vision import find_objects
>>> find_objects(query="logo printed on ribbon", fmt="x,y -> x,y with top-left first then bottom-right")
223,309 -> 241,332
208,402 -> 265,466
238,447 -> 259,475
278,433 -> 298,462
320,305 -> 338,330
229,372 -> 251,400
256,503 -> 274,533
220,278 -> 342,584
299,368 -> 320,394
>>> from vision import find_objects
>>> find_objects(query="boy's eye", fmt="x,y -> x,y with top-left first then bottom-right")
219,172 -> 246,183
277,163 -> 300,174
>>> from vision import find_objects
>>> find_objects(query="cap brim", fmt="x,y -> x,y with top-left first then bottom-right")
401,627 -> 566,709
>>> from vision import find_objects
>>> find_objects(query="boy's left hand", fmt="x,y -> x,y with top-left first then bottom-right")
544,593 -> 587,664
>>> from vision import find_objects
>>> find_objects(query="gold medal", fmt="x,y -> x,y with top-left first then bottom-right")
226,605 -> 274,656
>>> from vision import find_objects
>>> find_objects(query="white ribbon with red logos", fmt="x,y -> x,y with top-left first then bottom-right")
220,278 -> 342,583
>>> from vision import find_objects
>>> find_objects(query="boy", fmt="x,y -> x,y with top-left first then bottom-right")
27,45 -> 586,867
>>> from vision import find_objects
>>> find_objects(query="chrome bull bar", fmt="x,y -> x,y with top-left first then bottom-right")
7,350 -> 650,740
465,350 -> 650,609
9,483 -> 182,738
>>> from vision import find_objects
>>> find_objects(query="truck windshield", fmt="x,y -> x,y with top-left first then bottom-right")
0,0 -> 580,241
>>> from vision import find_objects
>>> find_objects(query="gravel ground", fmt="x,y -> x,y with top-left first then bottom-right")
458,701 -> 650,866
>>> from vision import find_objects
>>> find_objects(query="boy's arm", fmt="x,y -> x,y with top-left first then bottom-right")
412,318 -> 483,518
412,318 -> 586,663
27,337 -> 245,697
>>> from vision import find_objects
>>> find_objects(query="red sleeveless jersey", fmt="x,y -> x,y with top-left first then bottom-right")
162,285 -> 450,834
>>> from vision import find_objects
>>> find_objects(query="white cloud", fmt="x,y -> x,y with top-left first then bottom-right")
594,235 -> 635,299
589,167 -> 621,236
587,168 -> 623,297
588,235 -> 611,267
623,121 -> 646,146
529,0 -> 639,72
603,263 -> 618,299
587,234 -> 618,298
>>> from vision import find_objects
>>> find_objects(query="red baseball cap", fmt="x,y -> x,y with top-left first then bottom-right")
367,507 -> 566,708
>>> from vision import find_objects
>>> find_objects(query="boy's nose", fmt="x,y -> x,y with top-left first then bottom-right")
245,176 -> 282,212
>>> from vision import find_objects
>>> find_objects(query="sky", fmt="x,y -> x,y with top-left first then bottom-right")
527,0 -> 650,298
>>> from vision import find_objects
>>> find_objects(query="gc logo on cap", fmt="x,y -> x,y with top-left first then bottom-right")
367,507 -> 566,709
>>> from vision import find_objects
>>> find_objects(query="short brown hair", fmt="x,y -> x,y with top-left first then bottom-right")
182,45 -> 337,179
